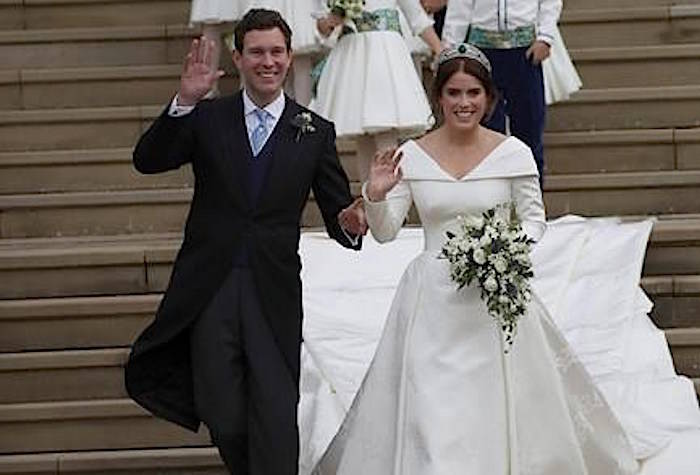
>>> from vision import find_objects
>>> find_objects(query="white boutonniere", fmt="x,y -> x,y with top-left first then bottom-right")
291,112 -> 316,142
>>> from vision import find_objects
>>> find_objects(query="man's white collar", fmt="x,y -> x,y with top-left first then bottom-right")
243,89 -> 285,120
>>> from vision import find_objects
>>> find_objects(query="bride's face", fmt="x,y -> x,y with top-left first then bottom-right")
439,71 -> 488,131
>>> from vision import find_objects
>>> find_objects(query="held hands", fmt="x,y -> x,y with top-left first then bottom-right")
338,197 -> 368,236
177,36 -> 225,106
526,40 -> 551,65
366,147 -> 403,202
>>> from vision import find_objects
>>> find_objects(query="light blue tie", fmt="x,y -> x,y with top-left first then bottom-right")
250,108 -> 270,157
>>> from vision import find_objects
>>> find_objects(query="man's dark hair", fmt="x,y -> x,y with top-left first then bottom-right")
234,8 -> 293,52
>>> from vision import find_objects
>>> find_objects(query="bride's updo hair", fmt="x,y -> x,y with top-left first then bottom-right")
430,57 -> 499,127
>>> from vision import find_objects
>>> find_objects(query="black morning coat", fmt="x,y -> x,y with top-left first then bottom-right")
124,91 -> 361,431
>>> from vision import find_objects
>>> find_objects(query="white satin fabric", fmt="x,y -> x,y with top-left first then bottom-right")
310,0 -> 434,137
297,138 -> 700,474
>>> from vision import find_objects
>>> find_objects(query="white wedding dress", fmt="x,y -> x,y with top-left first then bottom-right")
297,137 -> 700,474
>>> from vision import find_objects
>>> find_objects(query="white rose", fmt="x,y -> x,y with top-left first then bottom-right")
473,248 -> 486,265
494,257 -> 508,273
464,215 -> 484,229
479,234 -> 492,247
484,276 -> 498,292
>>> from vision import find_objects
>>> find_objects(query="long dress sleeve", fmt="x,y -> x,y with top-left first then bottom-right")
362,180 -> 413,243
511,175 -> 546,242
396,0 -> 434,35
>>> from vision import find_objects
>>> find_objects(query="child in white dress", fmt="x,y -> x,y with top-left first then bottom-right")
312,0 -> 442,180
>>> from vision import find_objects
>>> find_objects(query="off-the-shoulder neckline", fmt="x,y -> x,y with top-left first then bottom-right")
406,136 -> 513,181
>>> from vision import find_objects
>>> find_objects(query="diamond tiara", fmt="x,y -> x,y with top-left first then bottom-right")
437,43 -> 492,74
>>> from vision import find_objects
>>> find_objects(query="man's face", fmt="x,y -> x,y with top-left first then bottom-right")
233,27 -> 292,105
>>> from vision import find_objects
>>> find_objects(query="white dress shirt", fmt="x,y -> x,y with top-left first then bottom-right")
169,89 -> 285,152
242,89 -> 285,151
443,0 -> 562,47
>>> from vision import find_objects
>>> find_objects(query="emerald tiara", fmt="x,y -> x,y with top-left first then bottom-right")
437,43 -> 492,74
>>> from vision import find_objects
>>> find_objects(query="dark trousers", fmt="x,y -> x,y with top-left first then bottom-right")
482,47 -> 546,185
190,268 -> 300,475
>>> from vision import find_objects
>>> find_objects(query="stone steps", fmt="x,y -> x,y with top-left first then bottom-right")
1,0 -> 696,35
0,0 -> 696,469
1,0 -> 189,31
644,216 -> 700,276
0,188 -> 195,238
0,148 -> 193,194
560,5 -> 700,48
0,25 -> 193,70
0,106 -> 149,152
0,216 -> 699,300
1,327 -> 698,406
548,85 -> 700,132
0,232 -> 179,299
0,4 -> 696,72
0,349 -> 129,403
0,184 -> 345,239
1,129 -> 698,194
0,65 -> 239,111
2,101 -> 699,154
646,275 -> 700,329
544,170 -> 700,216
666,327 -> 700,378
571,44 -> 700,89
0,294 -> 160,352
1,42 -> 697,112
0,447 -> 223,475
3,170 -> 700,238
0,398 -> 209,454
544,129 -> 700,175
0,274 -> 697,352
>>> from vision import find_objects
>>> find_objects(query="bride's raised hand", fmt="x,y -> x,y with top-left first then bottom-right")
366,147 -> 403,202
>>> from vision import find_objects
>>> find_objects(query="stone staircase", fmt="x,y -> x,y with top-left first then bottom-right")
0,0 -> 699,473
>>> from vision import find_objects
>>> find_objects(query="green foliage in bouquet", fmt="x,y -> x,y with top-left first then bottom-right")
440,202 -> 536,351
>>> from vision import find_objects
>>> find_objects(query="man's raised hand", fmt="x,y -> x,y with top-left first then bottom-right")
178,37 -> 225,106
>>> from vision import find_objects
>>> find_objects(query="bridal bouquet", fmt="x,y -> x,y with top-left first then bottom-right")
440,202 -> 535,351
